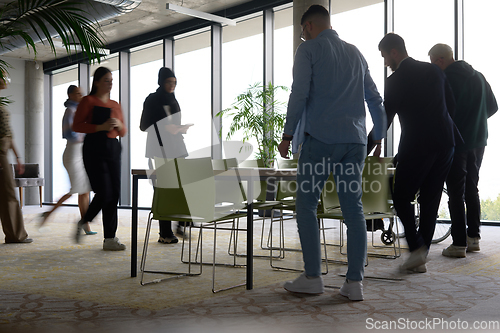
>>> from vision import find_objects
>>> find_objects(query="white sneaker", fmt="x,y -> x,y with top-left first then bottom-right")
283,272 -> 324,294
103,237 -> 126,251
467,236 -> 480,252
442,244 -> 466,258
339,279 -> 363,301
407,264 -> 427,273
400,246 -> 428,272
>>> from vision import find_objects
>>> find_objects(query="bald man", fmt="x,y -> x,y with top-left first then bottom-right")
429,43 -> 497,258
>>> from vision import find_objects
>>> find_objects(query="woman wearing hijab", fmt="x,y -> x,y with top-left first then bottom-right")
140,67 -> 191,243
73,67 -> 127,250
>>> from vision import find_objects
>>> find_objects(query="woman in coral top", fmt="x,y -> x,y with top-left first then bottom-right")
72,67 -> 127,251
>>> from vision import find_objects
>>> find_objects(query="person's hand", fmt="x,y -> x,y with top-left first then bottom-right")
96,119 -> 115,132
110,118 -> 123,132
165,124 -> 180,135
373,142 -> 382,161
178,124 -> 193,134
16,159 -> 24,175
278,140 -> 291,159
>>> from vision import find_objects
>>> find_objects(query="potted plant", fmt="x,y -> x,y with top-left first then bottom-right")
217,81 -> 289,168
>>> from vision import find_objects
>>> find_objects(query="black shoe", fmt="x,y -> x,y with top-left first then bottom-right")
5,238 -> 33,244
176,225 -> 185,237
158,236 -> 179,244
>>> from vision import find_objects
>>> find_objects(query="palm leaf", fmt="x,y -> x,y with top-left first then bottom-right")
0,0 -> 106,66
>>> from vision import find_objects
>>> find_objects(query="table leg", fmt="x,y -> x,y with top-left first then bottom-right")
246,182 -> 254,290
131,175 -> 139,277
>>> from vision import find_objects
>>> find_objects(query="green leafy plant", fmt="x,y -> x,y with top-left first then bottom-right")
0,0 -> 107,81
217,82 -> 289,167
0,96 -> 13,107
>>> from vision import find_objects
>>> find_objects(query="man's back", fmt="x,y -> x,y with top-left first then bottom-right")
284,29 -> 385,146
385,58 -> 456,153
444,61 -> 497,151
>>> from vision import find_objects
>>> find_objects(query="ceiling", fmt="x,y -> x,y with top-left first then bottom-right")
0,0 -> 382,62
1,0 -> 254,61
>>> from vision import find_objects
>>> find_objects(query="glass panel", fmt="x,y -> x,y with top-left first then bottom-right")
392,0 -> 454,153
464,0 -> 500,216
332,2 -> 385,154
222,16 -> 263,159
175,31 -> 212,156
274,7 -> 293,113
130,43 -> 163,207
52,68 -> 78,204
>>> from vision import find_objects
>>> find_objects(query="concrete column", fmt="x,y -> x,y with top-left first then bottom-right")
24,60 -> 44,205
293,0 -> 330,54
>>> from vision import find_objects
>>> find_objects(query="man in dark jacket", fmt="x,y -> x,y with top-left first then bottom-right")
429,43 -> 498,258
379,33 -> 457,273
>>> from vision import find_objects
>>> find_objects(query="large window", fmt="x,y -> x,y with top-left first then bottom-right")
51,68 -> 78,203
174,31 -> 212,156
45,0 -> 500,223
274,7 -> 293,105
464,0 -> 500,214
332,2 -> 385,153
130,42 -> 163,207
222,15 -> 263,158
391,0 -> 454,154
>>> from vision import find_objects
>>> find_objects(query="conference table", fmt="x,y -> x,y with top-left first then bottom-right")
130,167 -> 297,290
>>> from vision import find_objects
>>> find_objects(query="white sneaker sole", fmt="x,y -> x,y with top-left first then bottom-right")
284,286 -> 324,295
283,282 -> 324,295
339,290 -> 363,301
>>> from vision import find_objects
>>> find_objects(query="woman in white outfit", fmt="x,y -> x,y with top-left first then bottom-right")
39,85 -> 95,235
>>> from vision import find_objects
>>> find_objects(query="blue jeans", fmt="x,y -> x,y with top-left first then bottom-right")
295,135 -> 367,281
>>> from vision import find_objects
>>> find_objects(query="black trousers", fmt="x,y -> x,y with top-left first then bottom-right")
83,133 -> 121,239
446,146 -> 485,246
393,147 -> 454,252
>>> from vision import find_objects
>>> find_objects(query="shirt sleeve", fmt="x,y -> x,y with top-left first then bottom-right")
364,68 -> 387,141
283,43 -> 312,136
115,102 -> 127,137
72,97 -> 97,133
62,108 -> 79,142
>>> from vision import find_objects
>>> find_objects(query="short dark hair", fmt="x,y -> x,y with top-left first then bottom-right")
301,4 -> 330,26
378,33 -> 407,54
67,85 -> 78,96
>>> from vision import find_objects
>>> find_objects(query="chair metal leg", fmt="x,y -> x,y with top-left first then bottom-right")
212,219 -> 245,293
367,217 -> 402,259
228,214 -> 282,259
39,186 -> 43,207
141,216 -> 202,286
185,220 -> 246,267
270,215 -> 329,274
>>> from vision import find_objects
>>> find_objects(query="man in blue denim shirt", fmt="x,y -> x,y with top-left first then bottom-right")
278,5 -> 386,301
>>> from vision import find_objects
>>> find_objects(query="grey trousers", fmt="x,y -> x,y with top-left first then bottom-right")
0,136 -> 29,243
